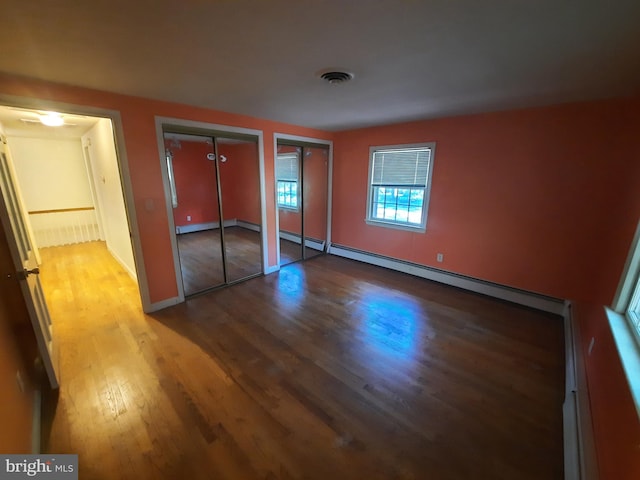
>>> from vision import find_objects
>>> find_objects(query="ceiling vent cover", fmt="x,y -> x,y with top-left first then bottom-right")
318,70 -> 354,85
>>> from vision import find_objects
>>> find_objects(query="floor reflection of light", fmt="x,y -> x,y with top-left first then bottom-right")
355,284 -> 424,362
275,264 -> 306,311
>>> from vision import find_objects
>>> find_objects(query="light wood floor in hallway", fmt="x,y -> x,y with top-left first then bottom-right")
39,241 -> 565,480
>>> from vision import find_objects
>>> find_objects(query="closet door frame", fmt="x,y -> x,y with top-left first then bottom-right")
155,117 -> 266,303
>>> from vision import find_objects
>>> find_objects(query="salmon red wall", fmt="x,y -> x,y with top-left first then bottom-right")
303,146 -> 329,240
167,139 -> 219,227
0,73 -> 331,304
218,142 -> 261,225
333,98 -> 640,305
573,303 -> 640,480
276,145 -> 329,239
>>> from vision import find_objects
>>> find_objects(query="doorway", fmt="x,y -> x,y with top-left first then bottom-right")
162,127 -> 264,296
275,137 -> 331,267
0,104 -> 141,299
0,102 -> 143,390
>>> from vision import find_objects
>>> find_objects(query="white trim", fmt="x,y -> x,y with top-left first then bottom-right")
154,116 -> 267,302
612,219 -> 640,312
175,219 -> 261,235
273,133 -> 333,267
264,264 -> 280,274
279,231 -> 301,244
0,94 -> 150,312
176,221 -> 220,234
107,244 -> 137,280
257,134 -> 269,275
237,220 -> 261,232
328,244 -> 565,315
562,299 -> 580,480
563,303 -> 599,480
155,118 -> 185,302
278,230 -> 325,251
147,295 -> 182,312
365,142 -> 436,233
31,389 -> 41,454
606,307 -> 640,418
326,142 -> 334,251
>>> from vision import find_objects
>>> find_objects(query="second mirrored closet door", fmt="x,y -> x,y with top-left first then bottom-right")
276,141 -> 329,267
164,131 -> 262,296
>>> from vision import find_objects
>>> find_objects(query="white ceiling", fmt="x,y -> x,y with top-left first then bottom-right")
1,0 -> 639,131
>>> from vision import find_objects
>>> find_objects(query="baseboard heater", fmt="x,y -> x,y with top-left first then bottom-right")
563,303 -> 599,480
176,221 -> 218,234
279,231 -> 326,252
327,243 -> 566,315
176,219 -> 261,235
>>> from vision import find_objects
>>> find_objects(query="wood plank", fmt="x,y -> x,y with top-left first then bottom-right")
39,241 -> 564,479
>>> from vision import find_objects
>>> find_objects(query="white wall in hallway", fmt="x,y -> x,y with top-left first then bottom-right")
8,136 -> 101,247
82,119 -> 136,279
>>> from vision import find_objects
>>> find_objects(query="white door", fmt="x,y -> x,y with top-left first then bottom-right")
0,135 -> 59,388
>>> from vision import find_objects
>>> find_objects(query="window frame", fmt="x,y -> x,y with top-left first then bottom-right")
609,219 -> 640,419
166,149 -> 178,208
613,219 -> 640,342
275,152 -> 300,211
365,142 -> 436,232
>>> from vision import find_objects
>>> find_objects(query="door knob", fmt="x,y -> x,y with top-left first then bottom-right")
8,267 -> 40,280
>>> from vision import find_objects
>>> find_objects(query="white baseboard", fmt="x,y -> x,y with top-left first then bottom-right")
147,296 -> 182,312
107,244 -> 137,281
176,219 -> 260,235
563,303 -> 599,480
328,244 -> 565,315
279,231 -> 326,252
237,220 -> 261,232
563,303 -> 581,480
176,221 -> 219,234
264,264 -> 280,275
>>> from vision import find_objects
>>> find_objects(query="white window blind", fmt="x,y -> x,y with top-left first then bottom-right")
276,153 -> 299,181
371,147 -> 431,187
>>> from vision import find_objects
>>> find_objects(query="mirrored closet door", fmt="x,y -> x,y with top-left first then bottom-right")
276,141 -> 329,266
164,131 -> 262,296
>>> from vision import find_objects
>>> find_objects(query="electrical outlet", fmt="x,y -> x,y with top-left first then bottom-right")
436,253 -> 444,262
588,337 -> 595,356
187,215 -> 191,222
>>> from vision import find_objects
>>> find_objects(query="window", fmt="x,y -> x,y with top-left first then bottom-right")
276,153 -> 299,209
628,281 -> 640,342
166,149 -> 178,208
366,143 -> 435,231
613,220 -> 640,342
608,220 -> 640,417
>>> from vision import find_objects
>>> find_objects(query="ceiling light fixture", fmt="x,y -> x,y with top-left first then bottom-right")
40,112 -> 64,127
316,69 -> 354,85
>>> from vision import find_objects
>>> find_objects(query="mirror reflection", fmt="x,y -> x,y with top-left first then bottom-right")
164,132 -> 262,296
302,146 -> 329,260
276,142 -> 329,267
218,138 -> 263,283
276,146 -> 303,266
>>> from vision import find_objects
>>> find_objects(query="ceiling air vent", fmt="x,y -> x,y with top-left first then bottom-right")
318,70 -> 354,85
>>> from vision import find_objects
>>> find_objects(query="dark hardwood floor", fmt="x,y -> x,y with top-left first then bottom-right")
279,237 -> 303,265
279,238 -> 324,266
39,241 -> 565,479
177,226 -> 262,295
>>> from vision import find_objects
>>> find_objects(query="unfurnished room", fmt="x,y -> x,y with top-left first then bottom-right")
0,1 -> 639,479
